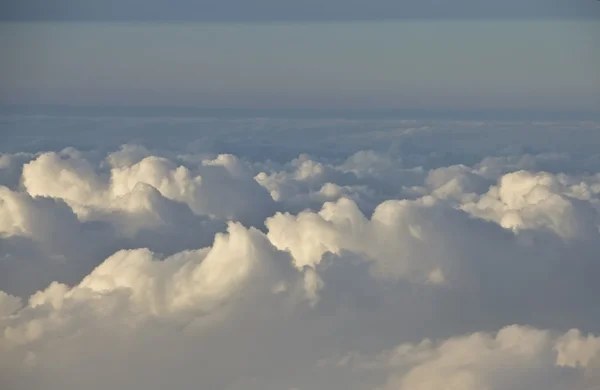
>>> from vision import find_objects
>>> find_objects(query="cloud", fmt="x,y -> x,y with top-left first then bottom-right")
461,170 -> 600,239
2,117 -> 600,389
266,196 -> 461,283
321,325 -> 600,390
22,149 -> 275,226
255,151 -> 425,216
0,222 -> 316,390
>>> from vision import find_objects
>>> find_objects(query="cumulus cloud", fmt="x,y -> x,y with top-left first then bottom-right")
461,170 -> 600,239
321,325 -> 600,390
255,151 -> 424,215
22,148 -> 275,226
1,117 -> 600,389
266,196 -> 460,283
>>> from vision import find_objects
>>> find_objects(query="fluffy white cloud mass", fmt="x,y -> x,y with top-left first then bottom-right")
1,117 -> 600,389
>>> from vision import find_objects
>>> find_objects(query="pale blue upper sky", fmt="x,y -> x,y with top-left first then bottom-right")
1,9 -> 599,113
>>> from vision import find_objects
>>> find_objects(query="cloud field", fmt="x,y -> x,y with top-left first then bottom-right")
1,116 -> 600,389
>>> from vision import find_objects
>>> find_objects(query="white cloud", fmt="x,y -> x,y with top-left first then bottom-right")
461,170 -> 600,238
22,149 -> 275,226
555,329 -> 600,369
266,196 -> 458,283
322,325 -> 600,390
2,117 -> 600,389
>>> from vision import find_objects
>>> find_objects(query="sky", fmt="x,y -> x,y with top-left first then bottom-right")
2,0 -> 600,21
1,1 -> 599,113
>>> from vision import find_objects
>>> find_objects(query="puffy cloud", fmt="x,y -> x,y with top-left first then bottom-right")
0,148 -> 278,297
0,221 -> 322,390
267,195 -> 508,286
2,222 -> 295,337
2,154 -> 234,296
2,118 -> 600,389
0,185 -> 82,239
255,151 -> 424,215
22,149 -> 107,214
104,143 -> 152,169
322,325 -> 600,390
0,186 -> 121,296
555,329 -> 600,369
22,150 -> 275,225
462,170 -> 600,238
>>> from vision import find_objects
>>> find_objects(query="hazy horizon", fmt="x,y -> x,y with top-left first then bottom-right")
2,20 -> 599,114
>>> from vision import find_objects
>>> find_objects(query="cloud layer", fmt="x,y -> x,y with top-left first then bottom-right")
1,117 -> 600,389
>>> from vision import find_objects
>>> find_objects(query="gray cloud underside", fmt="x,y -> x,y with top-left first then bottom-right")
1,116 -> 600,389
2,0 -> 600,21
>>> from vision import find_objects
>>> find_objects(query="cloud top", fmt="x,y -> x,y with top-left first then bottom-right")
1,118 -> 600,389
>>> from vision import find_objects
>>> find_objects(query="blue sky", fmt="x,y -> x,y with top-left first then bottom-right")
1,1 -> 599,113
